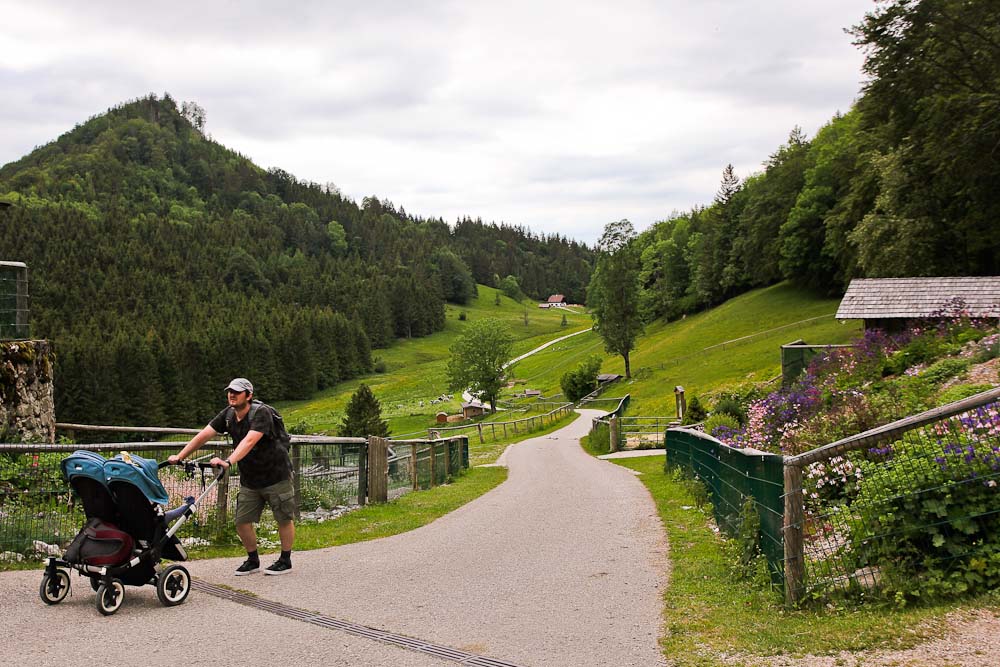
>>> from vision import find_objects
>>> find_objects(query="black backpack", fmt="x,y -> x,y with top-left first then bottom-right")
226,400 -> 292,450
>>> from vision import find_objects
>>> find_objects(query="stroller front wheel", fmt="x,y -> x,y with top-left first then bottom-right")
156,565 -> 191,607
96,579 -> 125,615
39,570 -> 71,605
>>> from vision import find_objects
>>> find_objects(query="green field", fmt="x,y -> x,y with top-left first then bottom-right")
278,281 -> 858,455
594,282 -> 862,416
277,285 -> 590,438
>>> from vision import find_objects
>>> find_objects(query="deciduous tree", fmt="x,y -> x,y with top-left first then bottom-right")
587,220 -> 642,378
446,318 -> 514,413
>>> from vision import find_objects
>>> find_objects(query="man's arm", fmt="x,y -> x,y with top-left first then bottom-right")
168,425 -> 218,464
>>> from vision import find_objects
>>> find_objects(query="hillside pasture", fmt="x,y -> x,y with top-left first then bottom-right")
278,285 -> 590,437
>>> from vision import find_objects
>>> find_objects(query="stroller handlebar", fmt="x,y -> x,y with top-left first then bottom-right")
159,459 -> 229,480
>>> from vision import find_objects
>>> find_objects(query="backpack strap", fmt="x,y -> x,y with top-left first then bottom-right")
225,401 -> 263,436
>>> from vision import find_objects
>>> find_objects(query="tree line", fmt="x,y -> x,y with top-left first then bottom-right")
0,95 -> 593,427
633,0 -> 1000,322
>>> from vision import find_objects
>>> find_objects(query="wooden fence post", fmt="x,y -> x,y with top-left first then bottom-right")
783,461 -> 805,606
444,439 -> 452,481
477,423 -> 484,443
358,440 -> 368,506
366,436 -> 388,503
411,443 -> 418,490
429,441 -> 436,487
609,416 -> 619,453
291,442 -> 302,521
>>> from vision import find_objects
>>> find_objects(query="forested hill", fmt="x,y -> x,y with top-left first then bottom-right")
0,95 -> 593,427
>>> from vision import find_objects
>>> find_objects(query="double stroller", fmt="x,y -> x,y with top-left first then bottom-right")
39,450 -> 223,615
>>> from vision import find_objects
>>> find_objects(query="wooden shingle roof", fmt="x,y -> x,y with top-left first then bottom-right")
836,277 -> 1000,320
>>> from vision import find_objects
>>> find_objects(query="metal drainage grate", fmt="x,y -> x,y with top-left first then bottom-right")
191,579 -> 527,667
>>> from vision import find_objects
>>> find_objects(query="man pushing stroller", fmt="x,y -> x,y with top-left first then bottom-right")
169,378 -> 295,575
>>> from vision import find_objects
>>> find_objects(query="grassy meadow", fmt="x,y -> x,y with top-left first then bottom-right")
277,280 -> 858,458
595,282 -> 862,416
277,285 -> 590,438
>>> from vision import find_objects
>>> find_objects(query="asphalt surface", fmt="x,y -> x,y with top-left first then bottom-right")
2,410 -> 669,666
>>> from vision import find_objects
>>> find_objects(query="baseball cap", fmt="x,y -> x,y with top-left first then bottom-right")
225,378 -> 254,394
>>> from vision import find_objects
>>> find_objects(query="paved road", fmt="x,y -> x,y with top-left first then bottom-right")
1,410 -> 668,666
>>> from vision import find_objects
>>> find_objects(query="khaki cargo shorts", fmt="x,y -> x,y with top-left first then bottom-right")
235,479 -> 295,525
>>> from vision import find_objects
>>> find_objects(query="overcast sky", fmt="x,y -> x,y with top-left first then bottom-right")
1,1 -> 873,245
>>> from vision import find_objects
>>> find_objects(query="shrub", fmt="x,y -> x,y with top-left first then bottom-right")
682,395 -> 708,425
849,434 -> 1000,601
561,355 -> 602,402
704,413 -> 739,440
937,384 -> 994,405
919,357 -> 970,385
711,394 -> 746,424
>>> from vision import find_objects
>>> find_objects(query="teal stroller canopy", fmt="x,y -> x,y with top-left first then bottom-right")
62,450 -> 170,506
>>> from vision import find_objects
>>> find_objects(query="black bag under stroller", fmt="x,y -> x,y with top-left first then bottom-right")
39,450 -> 224,615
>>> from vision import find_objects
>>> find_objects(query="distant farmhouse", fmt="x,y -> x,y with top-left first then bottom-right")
836,277 -> 1000,331
539,294 -> 567,308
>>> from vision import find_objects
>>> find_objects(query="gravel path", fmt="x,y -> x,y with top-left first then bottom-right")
1,410 -> 669,666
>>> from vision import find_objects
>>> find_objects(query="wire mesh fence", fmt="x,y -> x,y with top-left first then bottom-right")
663,388 -> 1000,605
0,433 -> 469,563
618,416 -> 679,450
0,261 -> 29,340
664,428 -> 785,584
783,388 -> 1000,604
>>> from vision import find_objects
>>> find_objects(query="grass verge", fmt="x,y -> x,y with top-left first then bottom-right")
611,456 -> 997,666
2,467 -> 507,571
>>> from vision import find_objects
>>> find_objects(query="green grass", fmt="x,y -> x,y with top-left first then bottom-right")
598,283 -> 862,416
277,284 -> 590,437
278,281 -> 856,447
613,456 -> 998,666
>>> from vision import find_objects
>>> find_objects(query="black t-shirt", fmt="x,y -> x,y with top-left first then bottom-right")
209,402 -> 291,489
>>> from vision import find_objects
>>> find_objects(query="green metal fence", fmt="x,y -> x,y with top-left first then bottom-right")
664,428 -> 786,584
664,388 -> 1000,605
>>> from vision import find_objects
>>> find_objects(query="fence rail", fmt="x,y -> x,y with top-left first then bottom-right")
782,386 -> 1000,605
428,402 -> 575,442
1,428 -> 468,562
662,386 -> 1000,606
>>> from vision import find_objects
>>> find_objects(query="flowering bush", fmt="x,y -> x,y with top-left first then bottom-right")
849,414 -> 1000,600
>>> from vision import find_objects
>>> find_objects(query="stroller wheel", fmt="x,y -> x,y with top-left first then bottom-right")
96,579 -> 125,616
39,570 -> 71,605
156,565 -> 191,607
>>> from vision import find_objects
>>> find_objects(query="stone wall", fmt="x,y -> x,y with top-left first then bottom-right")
0,340 -> 55,443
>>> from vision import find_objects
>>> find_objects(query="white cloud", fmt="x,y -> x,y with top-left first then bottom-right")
0,0 -> 871,244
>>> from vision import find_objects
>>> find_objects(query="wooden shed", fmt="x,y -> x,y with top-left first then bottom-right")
836,277 -> 1000,331
461,401 -> 488,419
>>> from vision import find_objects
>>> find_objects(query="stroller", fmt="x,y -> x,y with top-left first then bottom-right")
39,450 -> 225,615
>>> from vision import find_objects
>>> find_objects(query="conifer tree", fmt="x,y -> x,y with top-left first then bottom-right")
339,383 -> 389,438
